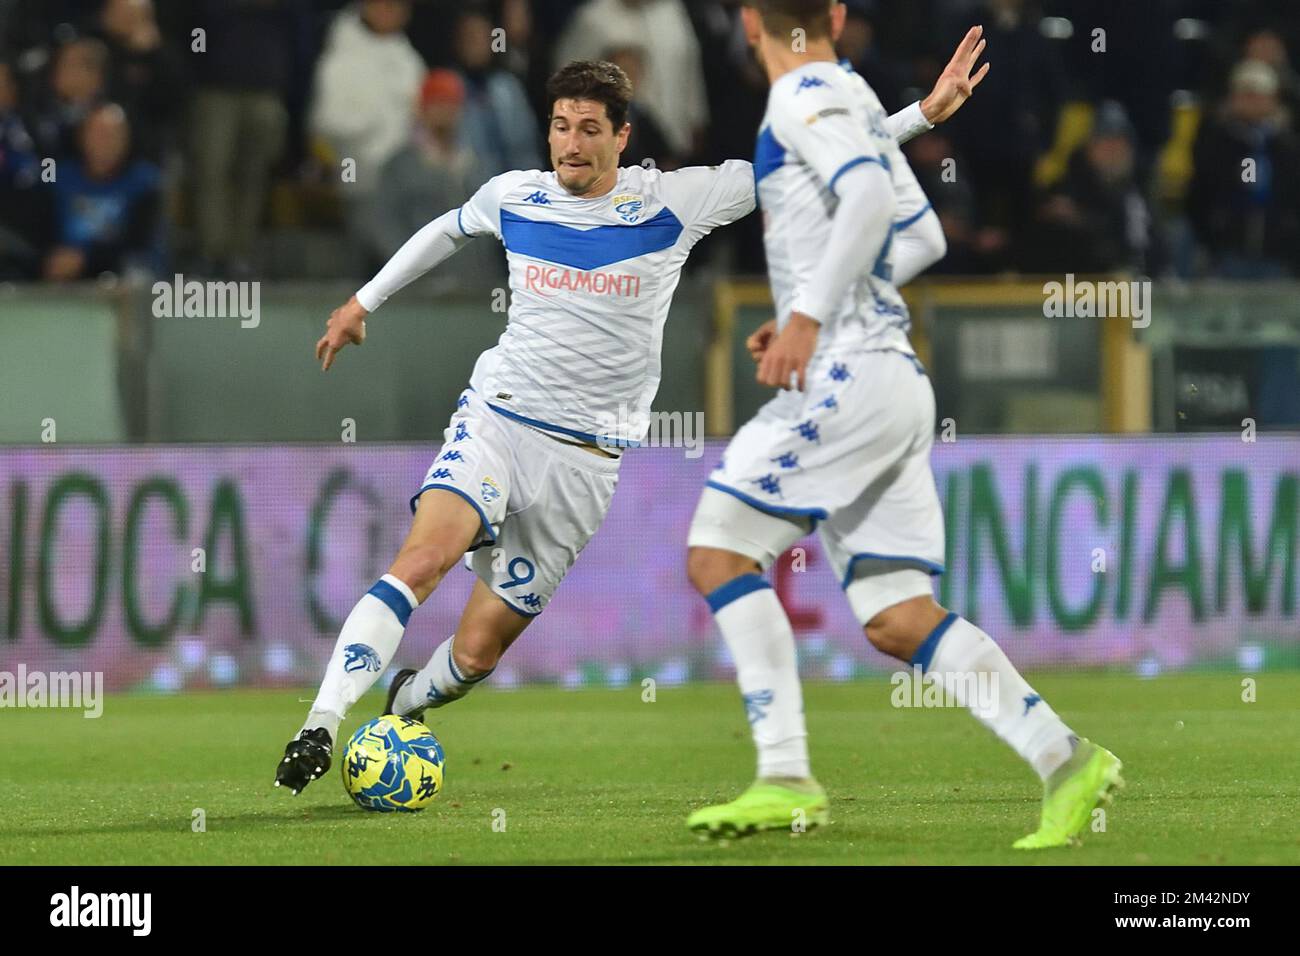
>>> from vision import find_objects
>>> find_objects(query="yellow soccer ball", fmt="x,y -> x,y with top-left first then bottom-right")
341,715 -> 445,812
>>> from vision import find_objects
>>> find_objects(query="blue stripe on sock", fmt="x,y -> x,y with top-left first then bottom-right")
911,611 -> 958,674
705,573 -> 772,614
367,579 -> 414,628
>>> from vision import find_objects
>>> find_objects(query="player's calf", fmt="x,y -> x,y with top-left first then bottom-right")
389,581 -> 531,717
865,592 -> 1084,788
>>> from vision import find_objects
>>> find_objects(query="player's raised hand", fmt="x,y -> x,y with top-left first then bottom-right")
919,25 -> 990,125
757,313 -> 819,391
747,319 -> 777,363
316,295 -> 368,371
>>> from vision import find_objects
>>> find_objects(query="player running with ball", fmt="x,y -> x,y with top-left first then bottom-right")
685,0 -> 1122,848
273,52 -> 985,799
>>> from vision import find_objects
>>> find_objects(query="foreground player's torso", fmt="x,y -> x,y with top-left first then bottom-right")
462,161 -> 753,447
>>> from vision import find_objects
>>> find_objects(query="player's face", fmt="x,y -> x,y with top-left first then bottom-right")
549,98 -> 629,197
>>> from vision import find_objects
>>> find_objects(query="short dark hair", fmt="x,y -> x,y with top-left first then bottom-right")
546,60 -> 632,131
747,0 -> 834,40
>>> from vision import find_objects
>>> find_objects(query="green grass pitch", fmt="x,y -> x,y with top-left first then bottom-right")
2,674 -> 1297,865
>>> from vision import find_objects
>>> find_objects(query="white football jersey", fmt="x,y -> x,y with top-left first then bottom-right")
755,60 -> 929,355
457,162 -> 754,447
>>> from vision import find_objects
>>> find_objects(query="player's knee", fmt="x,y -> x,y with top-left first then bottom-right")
864,597 -> 946,661
863,605 -> 921,660
391,542 -> 459,594
864,611 -> 911,659
687,546 -> 757,597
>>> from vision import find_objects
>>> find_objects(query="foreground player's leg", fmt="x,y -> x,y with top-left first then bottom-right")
864,590 -> 1122,848
275,490 -> 481,794
686,549 -> 827,837
387,579 -> 531,717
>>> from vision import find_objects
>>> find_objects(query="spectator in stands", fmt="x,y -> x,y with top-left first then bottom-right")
0,59 -> 41,193
603,45 -> 679,170
188,0 -> 307,277
309,0 -> 425,201
1022,101 -> 1153,274
45,102 -> 160,281
30,36 -> 109,159
557,0 -> 708,160
1189,59 -> 1300,278
0,57 -> 51,279
687,0 -> 767,272
452,7 -> 542,176
836,0 -> 907,113
906,130 -> 1008,275
356,68 -> 498,283
1243,29 -> 1300,118
93,0 -> 187,161
941,0 -> 1064,236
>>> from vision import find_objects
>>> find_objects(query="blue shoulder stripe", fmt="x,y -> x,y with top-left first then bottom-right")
754,125 -> 786,187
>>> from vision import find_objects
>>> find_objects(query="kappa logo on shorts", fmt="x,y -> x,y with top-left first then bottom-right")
753,474 -> 783,497
480,476 -> 502,503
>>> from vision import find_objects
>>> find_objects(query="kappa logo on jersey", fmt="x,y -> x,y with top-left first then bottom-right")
524,264 -> 644,298
796,76 -> 829,92
480,476 -> 502,504
611,193 -> 644,223
523,190 -> 551,205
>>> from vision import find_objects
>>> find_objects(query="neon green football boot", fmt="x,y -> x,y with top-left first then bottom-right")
1013,738 -> 1124,849
687,779 -> 829,838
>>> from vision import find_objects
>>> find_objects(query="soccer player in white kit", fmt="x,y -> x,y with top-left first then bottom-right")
685,2 -> 1123,849
272,55 -> 984,799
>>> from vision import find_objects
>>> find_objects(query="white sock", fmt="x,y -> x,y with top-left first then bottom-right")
914,614 -> 1077,780
707,574 -> 810,780
394,634 -> 493,714
302,574 -> 418,740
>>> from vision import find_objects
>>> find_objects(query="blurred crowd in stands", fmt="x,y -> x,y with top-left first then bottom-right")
0,0 -> 1297,285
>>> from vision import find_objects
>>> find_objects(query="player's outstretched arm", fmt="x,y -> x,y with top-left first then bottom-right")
313,207 -> 474,371
887,25 -> 989,145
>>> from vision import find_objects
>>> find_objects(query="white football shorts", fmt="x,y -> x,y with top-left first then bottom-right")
411,388 -> 620,617
689,348 -> 944,624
